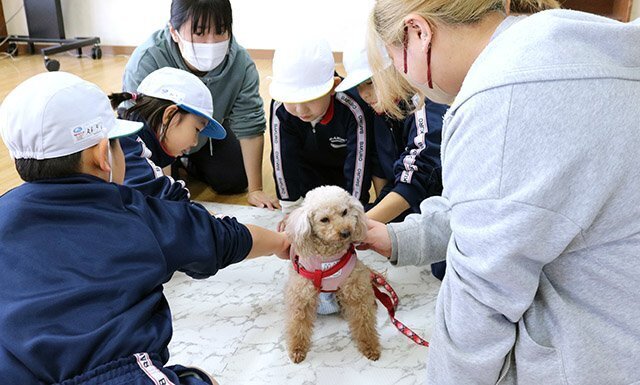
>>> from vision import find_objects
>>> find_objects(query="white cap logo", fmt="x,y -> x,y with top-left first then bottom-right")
158,87 -> 186,104
70,118 -> 105,144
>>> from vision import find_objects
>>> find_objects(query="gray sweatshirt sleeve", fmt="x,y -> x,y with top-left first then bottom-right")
425,85 -> 583,384
227,53 -> 266,139
387,196 -> 451,266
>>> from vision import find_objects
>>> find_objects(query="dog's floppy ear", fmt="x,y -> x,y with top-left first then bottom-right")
285,205 -> 313,249
348,195 -> 368,242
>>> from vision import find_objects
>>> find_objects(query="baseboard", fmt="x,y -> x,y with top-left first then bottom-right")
11,43 -> 134,56
8,43 -> 343,62
247,48 -> 343,62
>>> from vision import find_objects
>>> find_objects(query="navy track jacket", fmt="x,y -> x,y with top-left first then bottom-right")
0,175 -> 252,384
120,115 -> 189,201
373,98 -> 448,211
269,91 -> 373,204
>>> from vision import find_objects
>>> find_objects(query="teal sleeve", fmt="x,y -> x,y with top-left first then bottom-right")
122,50 -> 162,93
227,56 -> 266,139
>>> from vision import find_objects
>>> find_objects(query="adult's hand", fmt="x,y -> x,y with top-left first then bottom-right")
357,219 -> 392,258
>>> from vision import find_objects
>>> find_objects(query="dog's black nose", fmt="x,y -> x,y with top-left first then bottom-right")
340,230 -> 351,239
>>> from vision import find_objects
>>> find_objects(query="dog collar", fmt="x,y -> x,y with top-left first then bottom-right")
292,244 -> 356,292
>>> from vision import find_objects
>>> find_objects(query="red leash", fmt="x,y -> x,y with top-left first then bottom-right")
371,272 -> 429,347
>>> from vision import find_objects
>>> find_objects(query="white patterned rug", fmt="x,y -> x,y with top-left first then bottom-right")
164,202 -> 441,385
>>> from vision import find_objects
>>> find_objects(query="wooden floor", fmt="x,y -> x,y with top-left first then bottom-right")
0,52 -> 280,205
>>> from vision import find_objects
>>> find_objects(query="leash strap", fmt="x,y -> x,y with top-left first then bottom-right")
371,272 -> 429,347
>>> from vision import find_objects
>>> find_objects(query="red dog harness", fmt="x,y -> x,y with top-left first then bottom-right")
291,244 -> 356,292
291,244 -> 429,347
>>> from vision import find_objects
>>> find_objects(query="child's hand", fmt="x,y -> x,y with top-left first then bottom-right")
248,190 -> 281,210
277,214 -> 289,232
275,232 -> 291,260
357,219 -> 392,259
244,225 -> 291,260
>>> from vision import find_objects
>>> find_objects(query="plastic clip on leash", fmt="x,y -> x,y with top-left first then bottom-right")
371,272 -> 429,347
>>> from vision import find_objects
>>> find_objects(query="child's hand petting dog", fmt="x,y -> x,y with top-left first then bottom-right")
277,214 -> 289,232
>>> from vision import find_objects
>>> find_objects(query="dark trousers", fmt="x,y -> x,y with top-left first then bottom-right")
184,130 -> 248,195
53,354 -> 213,385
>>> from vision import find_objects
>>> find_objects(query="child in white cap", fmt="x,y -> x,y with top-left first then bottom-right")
109,67 -> 227,201
0,72 -> 289,385
269,35 -> 374,215
336,36 -> 449,280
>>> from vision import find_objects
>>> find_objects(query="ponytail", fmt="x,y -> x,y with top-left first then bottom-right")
107,91 -> 186,140
108,91 -> 138,110
506,0 -> 560,14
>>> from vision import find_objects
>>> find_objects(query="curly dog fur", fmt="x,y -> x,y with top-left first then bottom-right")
284,186 -> 381,363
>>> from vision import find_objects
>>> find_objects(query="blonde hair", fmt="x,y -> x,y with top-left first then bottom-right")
367,0 -> 560,118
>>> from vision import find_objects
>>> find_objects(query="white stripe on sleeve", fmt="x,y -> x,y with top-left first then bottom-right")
400,97 -> 429,184
336,92 -> 367,200
271,102 -> 290,199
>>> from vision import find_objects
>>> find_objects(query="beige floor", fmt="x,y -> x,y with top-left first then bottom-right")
0,52 -> 282,205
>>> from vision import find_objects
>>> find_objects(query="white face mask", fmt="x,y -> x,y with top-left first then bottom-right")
412,77 -> 456,106
411,44 -> 455,106
402,30 -> 456,106
176,31 -> 229,72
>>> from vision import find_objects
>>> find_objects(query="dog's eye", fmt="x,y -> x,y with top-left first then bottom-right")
320,217 -> 330,223
342,209 -> 347,216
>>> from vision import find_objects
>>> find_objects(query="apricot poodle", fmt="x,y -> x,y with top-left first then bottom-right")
284,185 -> 381,363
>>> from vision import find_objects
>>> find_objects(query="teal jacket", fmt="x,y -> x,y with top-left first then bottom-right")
123,26 -> 266,152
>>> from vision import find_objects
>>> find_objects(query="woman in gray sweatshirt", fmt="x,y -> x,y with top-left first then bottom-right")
364,0 -> 640,384
123,0 -> 279,209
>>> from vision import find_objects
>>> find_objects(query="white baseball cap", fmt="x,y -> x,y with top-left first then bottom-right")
0,72 -> 143,160
335,39 -> 373,93
335,35 -> 392,93
137,67 -> 226,140
269,36 -> 336,103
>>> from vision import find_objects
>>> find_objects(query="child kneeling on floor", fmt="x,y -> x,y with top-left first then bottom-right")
268,35 -> 374,216
0,72 -> 290,385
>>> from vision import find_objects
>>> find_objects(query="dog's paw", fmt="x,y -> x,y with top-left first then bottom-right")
359,343 -> 381,361
289,348 -> 307,364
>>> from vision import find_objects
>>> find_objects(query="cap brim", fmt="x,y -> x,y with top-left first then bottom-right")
269,77 -> 335,104
108,119 -> 144,139
178,104 -> 227,140
335,69 -> 372,93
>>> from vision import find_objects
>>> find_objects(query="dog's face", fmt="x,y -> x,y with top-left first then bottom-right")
286,186 -> 367,257
308,203 -> 362,245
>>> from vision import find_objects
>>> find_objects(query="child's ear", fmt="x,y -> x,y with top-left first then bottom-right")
83,139 -> 111,180
330,76 -> 342,95
162,104 -> 180,126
